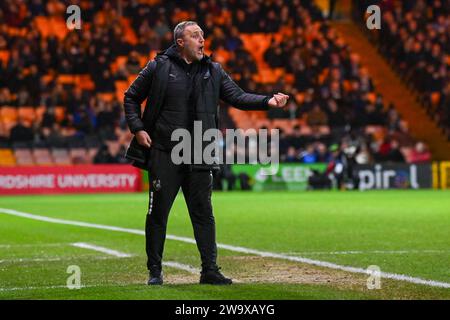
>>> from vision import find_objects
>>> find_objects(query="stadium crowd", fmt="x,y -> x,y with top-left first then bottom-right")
354,0 -> 450,138
0,0 -> 433,167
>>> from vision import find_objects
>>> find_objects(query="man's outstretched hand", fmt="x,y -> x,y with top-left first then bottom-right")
268,92 -> 289,108
136,130 -> 152,148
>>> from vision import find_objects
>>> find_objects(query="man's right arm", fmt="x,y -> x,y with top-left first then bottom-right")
123,60 -> 157,134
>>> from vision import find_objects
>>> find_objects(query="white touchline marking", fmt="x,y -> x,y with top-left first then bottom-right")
0,243 -> 69,249
280,250 -> 450,255
0,256 -> 124,264
0,285 -> 92,292
1,207 -> 449,289
0,261 -> 199,292
71,242 -> 132,258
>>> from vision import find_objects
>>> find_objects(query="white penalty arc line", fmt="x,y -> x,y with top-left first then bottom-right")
1,207 -> 449,289
162,261 -> 200,274
71,242 -> 132,258
0,261 -> 199,292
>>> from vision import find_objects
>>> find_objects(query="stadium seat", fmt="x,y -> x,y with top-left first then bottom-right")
51,148 -> 72,165
97,93 -> 115,102
87,147 -> 100,162
115,80 -> 129,101
33,148 -> 54,166
300,126 -> 313,136
76,74 -> 95,90
0,107 -> 19,123
285,73 -> 295,84
18,107 -> 36,126
367,92 -> 377,104
430,92 -> 440,108
35,106 -> 47,124
0,50 -> 10,64
120,17 -> 138,45
0,148 -> 16,166
70,148 -> 89,164
57,75 -> 76,85
54,106 -> 66,123
14,148 -> 35,166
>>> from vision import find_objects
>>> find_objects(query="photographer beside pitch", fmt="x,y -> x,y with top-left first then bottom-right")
124,21 -> 288,285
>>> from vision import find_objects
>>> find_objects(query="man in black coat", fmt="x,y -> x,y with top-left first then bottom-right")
124,21 -> 289,285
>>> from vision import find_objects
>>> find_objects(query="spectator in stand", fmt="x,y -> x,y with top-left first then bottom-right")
125,51 -> 141,74
93,139 -> 127,164
0,0 -> 432,166
409,142 -> 432,163
326,99 -> 347,129
315,143 -> 331,162
95,69 -> 116,92
300,144 -> 317,163
364,0 -> 450,133
306,104 -> 328,127
386,140 -> 405,163
284,146 -> 300,163
9,118 -> 34,143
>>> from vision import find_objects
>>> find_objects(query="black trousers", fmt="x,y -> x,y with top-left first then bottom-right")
145,148 -> 217,270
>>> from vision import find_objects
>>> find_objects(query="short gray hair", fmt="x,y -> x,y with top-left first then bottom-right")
173,21 -> 198,46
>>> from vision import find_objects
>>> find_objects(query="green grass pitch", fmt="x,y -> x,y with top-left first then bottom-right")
0,190 -> 449,300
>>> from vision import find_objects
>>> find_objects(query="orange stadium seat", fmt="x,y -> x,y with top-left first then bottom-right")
285,73 -> 295,84
0,149 -> 16,166
430,92 -> 440,107
115,80 -> 129,101
0,50 -> 10,64
50,17 -> 68,40
110,56 -> 125,73
367,92 -> 377,104
365,126 -> 386,143
18,107 -> 36,126
54,106 -> 66,122
0,107 -> 19,123
139,55 -> 148,68
76,74 -> 95,90
271,119 -> 292,131
121,17 -> 138,45
57,74 -> 76,85
35,106 -> 47,123
213,47 -> 231,65
295,92 -> 305,104
97,93 -> 114,102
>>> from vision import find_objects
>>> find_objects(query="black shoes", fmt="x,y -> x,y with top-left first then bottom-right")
200,266 -> 232,285
147,265 -> 232,285
147,265 -> 163,285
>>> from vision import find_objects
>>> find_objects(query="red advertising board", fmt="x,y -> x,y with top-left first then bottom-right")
0,165 -> 142,195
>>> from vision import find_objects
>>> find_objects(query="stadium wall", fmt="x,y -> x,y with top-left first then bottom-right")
3,162 -> 450,195
0,165 -> 141,195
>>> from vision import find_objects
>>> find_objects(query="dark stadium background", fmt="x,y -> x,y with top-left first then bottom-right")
0,0 -> 449,192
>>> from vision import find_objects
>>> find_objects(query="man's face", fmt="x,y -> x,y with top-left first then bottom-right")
178,24 -> 205,62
